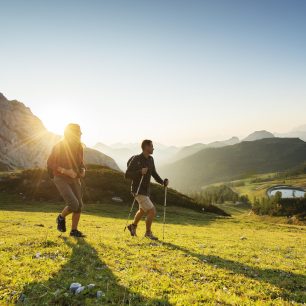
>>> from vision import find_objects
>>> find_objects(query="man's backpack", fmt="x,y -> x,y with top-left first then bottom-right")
124,155 -> 136,179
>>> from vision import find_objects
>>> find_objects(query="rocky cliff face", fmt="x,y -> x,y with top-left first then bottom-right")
0,93 -> 120,171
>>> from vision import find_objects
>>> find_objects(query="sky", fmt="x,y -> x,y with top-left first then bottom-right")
1,0 -> 306,146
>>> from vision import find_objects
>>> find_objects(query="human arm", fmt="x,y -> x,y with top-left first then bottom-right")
79,145 -> 86,178
151,159 -> 164,185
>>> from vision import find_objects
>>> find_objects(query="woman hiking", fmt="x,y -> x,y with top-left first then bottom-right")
47,123 -> 86,237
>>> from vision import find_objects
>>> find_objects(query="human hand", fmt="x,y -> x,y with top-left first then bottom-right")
164,178 -> 169,187
65,169 -> 77,179
141,168 -> 148,175
80,168 -> 86,178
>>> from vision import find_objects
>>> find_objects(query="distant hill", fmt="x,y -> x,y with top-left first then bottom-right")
275,124 -> 306,141
174,137 -> 239,161
94,143 -> 137,170
83,148 -> 120,170
291,124 -> 306,132
94,143 -> 132,169
94,142 -> 180,170
173,143 -> 206,161
0,93 -> 120,171
161,138 -> 306,192
207,136 -> 240,148
243,130 -> 275,142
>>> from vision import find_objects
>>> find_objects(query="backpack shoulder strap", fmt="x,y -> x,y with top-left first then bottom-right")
127,155 -> 137,168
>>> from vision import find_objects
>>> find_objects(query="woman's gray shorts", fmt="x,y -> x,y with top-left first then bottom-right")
53,176 -> 83,213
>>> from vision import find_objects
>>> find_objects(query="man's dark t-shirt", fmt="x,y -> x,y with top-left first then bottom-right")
125,153 -> 164,196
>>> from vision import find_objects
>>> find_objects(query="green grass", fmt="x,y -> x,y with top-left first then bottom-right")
0,194 -> 305,305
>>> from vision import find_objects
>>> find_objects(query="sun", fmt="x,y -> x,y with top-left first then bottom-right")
43,118 -> 66,136
39,109 -> 74,136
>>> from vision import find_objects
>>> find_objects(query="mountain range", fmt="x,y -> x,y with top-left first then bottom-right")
95,127 -> 306,174
172,137 -> 240,162
2,91 -> 306,194
94,132 -> 275,169
160,137 -> 306,192
0,93 -> 119,171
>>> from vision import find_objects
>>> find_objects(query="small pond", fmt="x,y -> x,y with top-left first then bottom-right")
267,185 -> 305,198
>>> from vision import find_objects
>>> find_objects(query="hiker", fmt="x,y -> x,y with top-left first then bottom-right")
125,140 -> 169,240
47,123 -> 86,237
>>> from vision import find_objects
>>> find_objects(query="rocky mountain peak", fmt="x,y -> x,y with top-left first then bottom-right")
0,92 -> 119,171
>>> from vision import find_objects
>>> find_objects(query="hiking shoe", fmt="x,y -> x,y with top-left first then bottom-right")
56,215 -> 66,232
145,232 -> 159,240
127,224 -> 137,237
70,230 -> 86,238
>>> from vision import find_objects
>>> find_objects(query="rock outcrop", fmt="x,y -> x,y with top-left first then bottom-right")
0,93 -> 120,171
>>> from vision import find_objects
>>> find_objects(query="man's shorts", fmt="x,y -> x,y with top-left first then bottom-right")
53,176 -> 83,213
135,195 -> 155,212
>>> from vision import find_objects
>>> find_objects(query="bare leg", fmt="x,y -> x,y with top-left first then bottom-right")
60,206 -> 71,218
145,207 -> 156,233
71,212 -> 81,230
133,209 -> 145,225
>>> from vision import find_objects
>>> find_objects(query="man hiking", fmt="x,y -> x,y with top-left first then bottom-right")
125,140 -> 169,240
47,123 -> 86,237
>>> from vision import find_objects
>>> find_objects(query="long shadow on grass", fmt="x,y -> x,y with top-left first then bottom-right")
21,238 -> 170,305
163,242 -> 306,303
84,203 -> 223,227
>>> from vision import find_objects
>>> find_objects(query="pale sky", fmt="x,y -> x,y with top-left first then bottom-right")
1,0 -> 306,146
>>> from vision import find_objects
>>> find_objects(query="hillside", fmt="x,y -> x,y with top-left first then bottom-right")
161,138 -> 306,191
0,93 -> 119,171
0,166 -> 228,216
83,148 -> 120,171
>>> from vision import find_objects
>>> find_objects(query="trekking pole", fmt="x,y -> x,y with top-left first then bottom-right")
124,175 -> 144,231
162,186 -> 168,240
